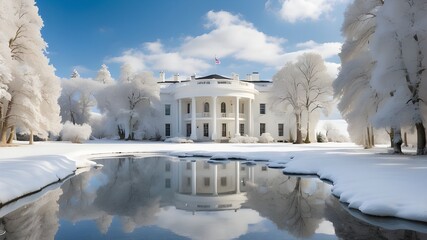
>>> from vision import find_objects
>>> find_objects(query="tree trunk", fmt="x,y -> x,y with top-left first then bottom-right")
389,128 -> 395,148
7,125 -> 15,144
118,125 -> 125,140
371,126 -> 375,147
393,127 -> 402,154
295,113 -> 303,144
1,130 -> 7,145
403,132 -> 408,147
304,113 -> 310,143
364,127 -> 372,149
416,122 -> 426,155
29,130 -> 34,145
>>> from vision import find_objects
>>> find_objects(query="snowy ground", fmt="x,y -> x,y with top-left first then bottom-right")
0,140 -> 426,223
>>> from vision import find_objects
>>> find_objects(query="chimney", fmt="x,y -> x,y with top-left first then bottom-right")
159,71 -> 165,82
174,73 -> 180,82
252,72 -> 260,81
246,73 -> 252,81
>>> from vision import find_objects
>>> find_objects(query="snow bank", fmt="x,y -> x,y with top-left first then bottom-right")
283,149 -> 427,222
0,156 -> 75,206
164,137 -> 194,143
258,133 -> 274,143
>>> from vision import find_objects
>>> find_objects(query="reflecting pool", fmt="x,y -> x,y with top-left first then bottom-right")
0,156 -> 426,240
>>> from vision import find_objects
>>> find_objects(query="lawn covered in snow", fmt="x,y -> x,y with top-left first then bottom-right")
0,141 -> 426,224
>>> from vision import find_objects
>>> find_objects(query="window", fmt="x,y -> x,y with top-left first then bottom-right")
221,102 -> 226,113
239,123 -> 244,136
262,166 -> 268,171
165,178 -> 171,188
165,104 -> 171,115
165,162 -> 171,172
260,103 -> 266,114
260,123 -> 266,136
278,124 -> 284,137
240,166 -> 246,171
203,123 -> 209,137
165,123 -> 171,137
186,162 -> 192,170
187,103 -> 191,114
186,123 -> 191,137
222,123 -> 227,137
221,177 -> 227,186
240,103 -> 244,114
204,102 -> 210,112
204,177 -> 210,187
186,177 -> 191,186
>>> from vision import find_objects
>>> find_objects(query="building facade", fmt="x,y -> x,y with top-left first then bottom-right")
157,72 -> 288,142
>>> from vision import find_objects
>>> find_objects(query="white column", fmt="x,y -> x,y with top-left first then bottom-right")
213,164 -> 218,196
235,161 -> 240,193
178,162 -> 183,193
248,99 -> 253,136
235,97 -> 240,137
190,97 -> 197,140
211,96 -> 217,140
191,161 -> 197,195
177,99 -> 182,137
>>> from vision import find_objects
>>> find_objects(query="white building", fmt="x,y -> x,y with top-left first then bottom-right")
156,72 -> 288,142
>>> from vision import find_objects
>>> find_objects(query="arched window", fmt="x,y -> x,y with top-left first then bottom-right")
221,102 -> 226,113
204,102 -> 210,113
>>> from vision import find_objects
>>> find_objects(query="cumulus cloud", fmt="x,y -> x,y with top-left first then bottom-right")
268,0 -> 349,23
107,10 -> 341,77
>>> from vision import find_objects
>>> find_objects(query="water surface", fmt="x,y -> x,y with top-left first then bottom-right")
0,156 -> 426,240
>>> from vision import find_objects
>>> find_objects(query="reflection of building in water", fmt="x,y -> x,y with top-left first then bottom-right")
170,159 -> 275,212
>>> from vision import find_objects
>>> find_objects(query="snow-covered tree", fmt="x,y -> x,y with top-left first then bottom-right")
295,53 -> 333,143
370,0 -> 427,155
59,70 -> 102,126
96,68 -> 160,140
272,53 -> 332,144
95,64 -> 114,84
272,62 -> 305,143
0,0 -> 61,144
334,0 -> 383,149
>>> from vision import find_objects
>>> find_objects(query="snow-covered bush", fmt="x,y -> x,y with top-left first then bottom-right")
258,133 -> 274,143
229,135 -> 259,143
164,137 -> 193,143
61,121 -> 92,143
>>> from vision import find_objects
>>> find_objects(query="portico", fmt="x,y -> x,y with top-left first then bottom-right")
174,74 -> 258,141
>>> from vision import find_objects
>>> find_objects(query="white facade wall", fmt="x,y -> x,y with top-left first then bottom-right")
156,74 -> 291,142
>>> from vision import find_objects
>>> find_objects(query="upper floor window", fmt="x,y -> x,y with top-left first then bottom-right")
260,103 -> 266,114
204,102 -> 210,112
165,104 -> 171,116
240,103 -> 244,114
187,103 -> 191,114
221,102 -> 226,113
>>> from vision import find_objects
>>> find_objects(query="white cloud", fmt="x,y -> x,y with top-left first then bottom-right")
107,11 -> 342,77
268,0 -> 349,23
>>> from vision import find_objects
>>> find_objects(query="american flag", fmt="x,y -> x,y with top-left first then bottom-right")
215,56 -> 221,65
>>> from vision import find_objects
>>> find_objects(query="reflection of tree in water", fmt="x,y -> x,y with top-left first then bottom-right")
245,174 -> 328,238
325,196 -> 427,240
59,157 -> 173,234
0,188 -> 62,240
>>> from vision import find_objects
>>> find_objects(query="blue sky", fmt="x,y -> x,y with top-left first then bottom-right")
37,0 -> 349,80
